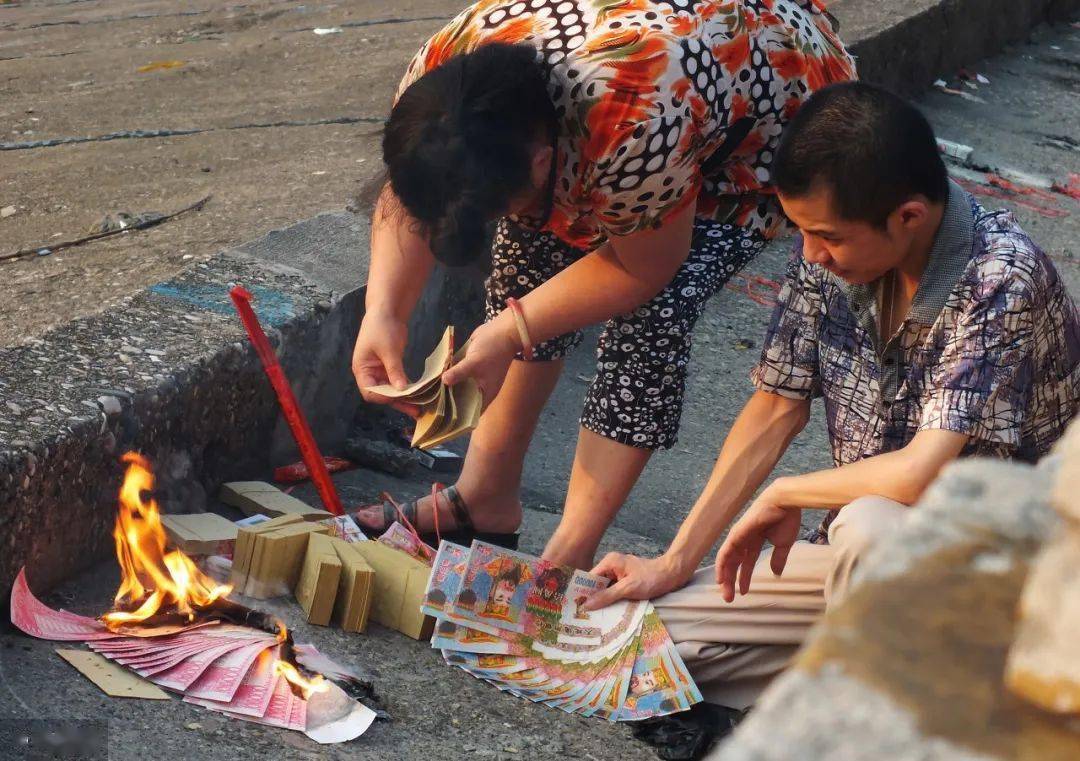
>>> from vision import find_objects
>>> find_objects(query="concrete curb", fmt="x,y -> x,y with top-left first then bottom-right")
0,211 -> 484,600
840,0 -> 1080,94
1,215 -> 350,598
2,2 -> 1078,599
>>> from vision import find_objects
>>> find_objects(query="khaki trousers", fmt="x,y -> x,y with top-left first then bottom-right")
653,496 -> 908,710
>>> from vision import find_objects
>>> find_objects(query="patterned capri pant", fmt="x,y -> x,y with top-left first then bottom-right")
485,216 -> 765,450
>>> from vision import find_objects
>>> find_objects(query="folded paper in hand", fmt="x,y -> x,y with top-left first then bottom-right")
364,327 -> 483,450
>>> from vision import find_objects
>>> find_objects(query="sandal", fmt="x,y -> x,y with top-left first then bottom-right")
352,485 -> 519,551
631,703 -> 745,761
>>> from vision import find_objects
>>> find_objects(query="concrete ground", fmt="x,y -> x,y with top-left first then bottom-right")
0,0 -> 458,346
0,0 -> 849,348
0,6 -> 1078,761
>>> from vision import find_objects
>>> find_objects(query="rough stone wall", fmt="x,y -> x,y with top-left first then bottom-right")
713,450 -> 1079,760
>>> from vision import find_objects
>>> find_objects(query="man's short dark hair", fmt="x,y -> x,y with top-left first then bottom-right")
771,82 -> 949,227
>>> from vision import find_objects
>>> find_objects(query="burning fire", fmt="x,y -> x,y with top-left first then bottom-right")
102,452 -> 328,698
103,453 -> 231,627
273,621 -> 328,699
276,659 -> 327,699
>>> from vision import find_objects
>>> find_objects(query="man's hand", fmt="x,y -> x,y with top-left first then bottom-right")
351,312 -> 419,418
581,553 -> 692,611
715,494 -> 802,603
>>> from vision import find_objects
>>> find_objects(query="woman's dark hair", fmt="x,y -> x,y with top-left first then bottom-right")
383,43 -> 557,266
771,82 -> 949,228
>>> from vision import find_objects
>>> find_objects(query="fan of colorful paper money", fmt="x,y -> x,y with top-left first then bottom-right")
423,541 -> 703,721
9,569 -> 375,743
363,326 -> 483,450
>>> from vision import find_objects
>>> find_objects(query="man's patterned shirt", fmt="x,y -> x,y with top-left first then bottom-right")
752,180 -> 1079,539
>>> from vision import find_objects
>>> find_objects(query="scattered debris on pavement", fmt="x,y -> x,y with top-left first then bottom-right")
724,273 -> 781,308
936,137 -> 1079,219
274,457 -> 357,484
88,211 -> 167,234
1,195 -> 211,264
137,60 -> 186,73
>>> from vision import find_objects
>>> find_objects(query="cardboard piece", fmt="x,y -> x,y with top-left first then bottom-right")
361,328 -> 482,450
160,513 -> 238,556
295,534 -> 342,626
230,516 -> 330,599
219,481 -> 333,520
350,541 -> 434,640
330,538 -> 375,633
56,649 -> 171,700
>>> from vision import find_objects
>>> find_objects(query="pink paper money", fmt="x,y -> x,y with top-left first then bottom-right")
142,637 -> 256,687
186,648 -> 279,718
10,567 -> 218,642
10,569 -> 116,641
223,672 -> 304,730
10,568 -> 371,741
183,638 -> 277,703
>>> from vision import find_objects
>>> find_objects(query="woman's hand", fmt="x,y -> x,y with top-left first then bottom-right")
714,490 -> 802,603
580,553 -> 693,611
351,312 -> 419,418
441,316 -> 520,405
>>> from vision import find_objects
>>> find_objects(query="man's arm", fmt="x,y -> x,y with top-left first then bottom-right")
715,428 -> 968,601
583,390 -> 810,609
763,428 -> 969,511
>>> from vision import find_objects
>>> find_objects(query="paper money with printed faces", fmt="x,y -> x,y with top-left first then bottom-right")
422,541 -> 702,721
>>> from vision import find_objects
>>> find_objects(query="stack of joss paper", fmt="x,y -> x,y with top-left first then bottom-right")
364,327 -> 482,450
423,542 -> 702,721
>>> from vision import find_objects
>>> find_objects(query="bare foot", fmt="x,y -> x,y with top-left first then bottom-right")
541,525 -> 603,570
541,545 -> 597,571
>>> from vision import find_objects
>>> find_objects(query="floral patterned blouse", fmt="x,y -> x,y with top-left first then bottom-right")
397,0 -> 855,251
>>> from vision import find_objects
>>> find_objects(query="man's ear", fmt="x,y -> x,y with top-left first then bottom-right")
530,144 -> 554,190
895,198 -> 930,230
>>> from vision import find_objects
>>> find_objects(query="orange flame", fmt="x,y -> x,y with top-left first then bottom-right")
271,623 -> 328,699
104,453 -> 328,699
275,659 -> 328,699
103,452 -> 231,628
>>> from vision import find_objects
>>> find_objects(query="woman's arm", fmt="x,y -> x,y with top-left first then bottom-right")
352,185 -> 437,399
364,184 -> 436,321
442,204 -> 696,395
518,203 -> 696,344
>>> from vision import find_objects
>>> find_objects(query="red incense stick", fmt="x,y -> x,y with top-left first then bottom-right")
229,286 -> 344,516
